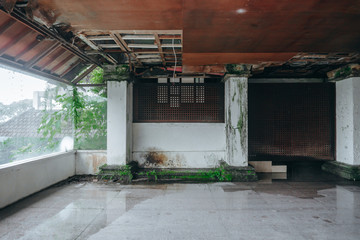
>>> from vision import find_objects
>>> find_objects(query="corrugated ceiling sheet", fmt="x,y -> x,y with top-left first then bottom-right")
0,10 -> 90,84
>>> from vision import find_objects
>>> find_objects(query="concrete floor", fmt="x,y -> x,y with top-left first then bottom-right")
0,168 -> 360,240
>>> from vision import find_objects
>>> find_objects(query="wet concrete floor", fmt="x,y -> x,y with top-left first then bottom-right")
1,165 -> 360,239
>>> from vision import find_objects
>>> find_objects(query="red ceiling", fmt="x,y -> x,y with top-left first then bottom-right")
25,0 -> 360,67
38,0 -> 183,31
183,0 -> 360,53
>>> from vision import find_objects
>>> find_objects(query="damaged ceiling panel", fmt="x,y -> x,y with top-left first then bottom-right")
80,30 -> 182,68
0,0 -> 360,80
0,9 -> 110,84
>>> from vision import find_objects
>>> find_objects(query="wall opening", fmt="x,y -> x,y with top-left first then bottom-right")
248,83 -> 335,161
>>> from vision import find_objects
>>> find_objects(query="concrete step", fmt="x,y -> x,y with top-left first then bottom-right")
249,161 -> 287,173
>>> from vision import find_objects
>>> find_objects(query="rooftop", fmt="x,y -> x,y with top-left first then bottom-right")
0,108 -> 72,138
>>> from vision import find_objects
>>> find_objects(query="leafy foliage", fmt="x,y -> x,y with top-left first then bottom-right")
81,67 -> 107,97
38,67 -> 107,150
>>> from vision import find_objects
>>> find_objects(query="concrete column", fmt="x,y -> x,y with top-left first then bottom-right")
336,77 -> 360,165
106,65 -> 132,166
224,75 -> 248,166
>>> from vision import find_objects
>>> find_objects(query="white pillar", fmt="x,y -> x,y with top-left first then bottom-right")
336,77 -> 360,165
224,75 -> 248,166
106,66 -> 132,166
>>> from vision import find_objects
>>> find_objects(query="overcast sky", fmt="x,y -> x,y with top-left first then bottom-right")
0,67 -> 52,105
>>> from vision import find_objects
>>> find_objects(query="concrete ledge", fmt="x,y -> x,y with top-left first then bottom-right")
0,151 -> 75,209
75,150 -> 107,175
322,161 -> 360,181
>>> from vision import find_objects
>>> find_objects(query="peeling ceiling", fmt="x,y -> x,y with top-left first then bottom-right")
0,0 -> 360,81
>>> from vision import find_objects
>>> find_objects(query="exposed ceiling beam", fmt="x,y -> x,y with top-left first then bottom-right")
84,50 -> 106,55
127,44 -> 158,49
136,55 -> 161,59
161,44 -> 182,48
86,35 -> 113,41
60,58 -> 82,78
109,33 -> 128,52
111,32 -> 142,66
72,64 -> 97,84
103,49 -> 182,54
110,30 -> 182,35
140,59 -> 162,63
51,54 -> 76,73
158,35 -> 182,40
111,33 -> 131,51
154,33 -> 166,66
122,34 -> 155,40
97,44 -> 119,49
39,49 -> 65,71
78,34 -> 117,64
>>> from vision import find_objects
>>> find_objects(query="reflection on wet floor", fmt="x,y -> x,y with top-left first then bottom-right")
0,163 -> 360,240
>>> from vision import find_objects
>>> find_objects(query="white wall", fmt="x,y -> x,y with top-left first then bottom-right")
336,77 -> 360,165
107,81 -> 131,165
354,79 -> 360,165
133,123 -> 226,168
75,150 -> 107,175
0,151 -> 75,208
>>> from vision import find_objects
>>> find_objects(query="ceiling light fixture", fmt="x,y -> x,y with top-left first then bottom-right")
236,8 -> 247,14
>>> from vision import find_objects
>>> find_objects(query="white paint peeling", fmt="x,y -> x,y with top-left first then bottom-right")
224,75 -> 248,167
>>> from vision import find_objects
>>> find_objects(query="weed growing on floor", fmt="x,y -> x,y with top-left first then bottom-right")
138,166 -> 233,182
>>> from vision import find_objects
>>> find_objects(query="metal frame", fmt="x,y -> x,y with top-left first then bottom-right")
133,82 -> 224,123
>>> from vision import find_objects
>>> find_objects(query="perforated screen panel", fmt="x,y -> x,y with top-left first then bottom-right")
133,82 -> 224,122
249,83 -> 335,161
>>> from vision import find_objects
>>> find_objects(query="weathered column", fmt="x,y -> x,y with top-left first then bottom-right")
336,77 -> 360,166
322,75 -> 360,180
224,74 -> 248,166
106,65 -> 132,166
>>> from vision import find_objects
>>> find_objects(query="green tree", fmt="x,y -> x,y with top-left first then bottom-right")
38,67 -> 108,150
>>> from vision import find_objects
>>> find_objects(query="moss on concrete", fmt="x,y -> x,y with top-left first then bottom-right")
322,161 -> 360,181
98,165 -> 133,183
98,162 -> 257,183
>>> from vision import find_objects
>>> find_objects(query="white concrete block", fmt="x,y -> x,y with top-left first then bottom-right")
0,151 -> 75,208
75,150 -> 107,175
271,165 -> 287,173
336,77 -> 360,165
249,161 -> 272,172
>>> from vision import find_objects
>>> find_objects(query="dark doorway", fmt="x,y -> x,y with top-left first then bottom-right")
249,83 -> 335,161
